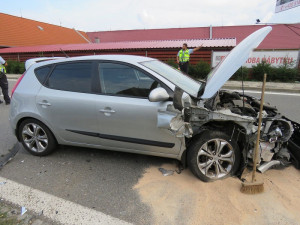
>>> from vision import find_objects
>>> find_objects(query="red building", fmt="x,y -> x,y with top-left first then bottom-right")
0,12 -> 299,68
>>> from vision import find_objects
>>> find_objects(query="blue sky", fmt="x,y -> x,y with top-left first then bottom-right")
2,0 -> 300,31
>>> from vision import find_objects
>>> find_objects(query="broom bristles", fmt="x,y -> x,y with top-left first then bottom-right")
240,181 -> 264,194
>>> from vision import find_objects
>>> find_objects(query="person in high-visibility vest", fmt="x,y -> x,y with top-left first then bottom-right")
0,56 -> 10,105
177,43 -> 203,74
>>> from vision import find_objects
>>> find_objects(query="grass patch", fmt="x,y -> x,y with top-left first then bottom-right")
0,204 -> 20,225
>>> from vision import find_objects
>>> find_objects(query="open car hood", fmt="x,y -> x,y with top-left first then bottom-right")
200,26 -> 272,99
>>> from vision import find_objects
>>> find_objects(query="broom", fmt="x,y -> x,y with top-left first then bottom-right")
240,73 -> 267,194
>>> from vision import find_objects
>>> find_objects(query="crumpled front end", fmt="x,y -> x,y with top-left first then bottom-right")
157,87 -> 300,173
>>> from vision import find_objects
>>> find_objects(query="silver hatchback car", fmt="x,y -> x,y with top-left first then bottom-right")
10,27 -> 300,181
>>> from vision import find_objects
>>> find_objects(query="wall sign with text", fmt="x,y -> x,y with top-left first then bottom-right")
275,0 -> 300,13
212,50 -> 299,68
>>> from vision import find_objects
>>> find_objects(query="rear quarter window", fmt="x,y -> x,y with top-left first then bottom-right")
34,66 -> 52,84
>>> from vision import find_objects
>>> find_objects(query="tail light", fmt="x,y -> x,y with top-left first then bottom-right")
11,73 -> 25,98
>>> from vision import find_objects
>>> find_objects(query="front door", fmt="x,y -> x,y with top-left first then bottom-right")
94,62 -> 181,156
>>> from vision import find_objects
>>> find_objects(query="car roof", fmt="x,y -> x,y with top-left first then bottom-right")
29,55 -> 155,70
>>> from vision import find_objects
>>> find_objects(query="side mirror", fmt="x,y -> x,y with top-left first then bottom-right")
149,87 -> 170,102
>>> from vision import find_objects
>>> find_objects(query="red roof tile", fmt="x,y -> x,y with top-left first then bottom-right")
0,38 -> 236,54
87,24 -> 300,50
0,13 -> 90,47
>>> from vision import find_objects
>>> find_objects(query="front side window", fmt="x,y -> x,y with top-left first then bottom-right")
140,60 -> 202,97
47,62 -> 92,93
98,62 -> 159,98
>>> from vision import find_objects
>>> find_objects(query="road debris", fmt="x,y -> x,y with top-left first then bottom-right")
175,162 -> 184,174
158,168 -> 174,176
0,143 -> 19,170
21,206 -> 27,215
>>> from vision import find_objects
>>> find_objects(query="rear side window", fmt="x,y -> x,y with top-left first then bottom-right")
47,62 -> 92,93
35,66 -> 51,84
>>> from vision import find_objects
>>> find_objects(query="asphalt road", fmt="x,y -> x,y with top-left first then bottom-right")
238,90 -> 300,123
0,80 -> 299,225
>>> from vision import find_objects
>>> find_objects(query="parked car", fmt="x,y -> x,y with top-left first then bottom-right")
9,27 -> 300,181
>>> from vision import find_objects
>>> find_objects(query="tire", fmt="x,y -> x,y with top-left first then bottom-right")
187,130 -> 241,182
18,119 -> 57,156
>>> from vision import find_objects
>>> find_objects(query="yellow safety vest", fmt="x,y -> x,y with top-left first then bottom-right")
0,64 -> 6,74
179,49 -> 190,62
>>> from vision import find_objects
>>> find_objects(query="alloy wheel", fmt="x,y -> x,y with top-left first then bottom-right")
22,123 -> 48,152
197,138 -> 235,179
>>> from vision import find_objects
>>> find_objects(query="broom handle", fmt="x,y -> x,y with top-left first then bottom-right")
252,73 -> 267,182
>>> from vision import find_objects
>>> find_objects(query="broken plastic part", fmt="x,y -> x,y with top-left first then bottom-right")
158,168 -> 174,176
169,115 -> 193,138
0,143 -> 20,169
257,160 -> 281,173
157,108 -> 193,138
21,206 -> 27,215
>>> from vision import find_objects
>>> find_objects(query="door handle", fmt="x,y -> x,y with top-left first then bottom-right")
99,107 -> 115,116
99,109 -> 115,113
38,101 -> 52,106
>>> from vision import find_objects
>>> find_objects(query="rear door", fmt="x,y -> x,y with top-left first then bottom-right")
93,61 -> 181,156
35,61 -> 103,146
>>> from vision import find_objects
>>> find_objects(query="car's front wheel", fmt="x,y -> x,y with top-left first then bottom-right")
18,119 -> 57,156
187,131 -> 241,182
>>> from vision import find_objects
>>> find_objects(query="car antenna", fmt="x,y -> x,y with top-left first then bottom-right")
241,66 -> 245,114
60,48 -> 69,58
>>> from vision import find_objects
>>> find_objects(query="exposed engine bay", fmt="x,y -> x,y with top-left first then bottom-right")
171,89 -> 300,174
215,90 -> 297,172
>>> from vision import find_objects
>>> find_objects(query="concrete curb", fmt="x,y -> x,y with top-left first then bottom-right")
222,85 -> 300,93
6,74 -> 300,93
7,74 -> 21,79
222,81 -> 300,93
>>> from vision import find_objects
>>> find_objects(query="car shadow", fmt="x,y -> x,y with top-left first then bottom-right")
1,143 -> 177,225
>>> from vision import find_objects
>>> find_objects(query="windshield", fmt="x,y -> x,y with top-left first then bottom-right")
140,60 -> 202,97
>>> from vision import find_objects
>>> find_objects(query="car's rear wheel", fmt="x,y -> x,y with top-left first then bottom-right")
187,131 -> 241,182
18,119 -> 57,156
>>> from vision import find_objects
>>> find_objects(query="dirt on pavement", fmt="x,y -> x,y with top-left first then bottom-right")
134,163 -> 300,225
